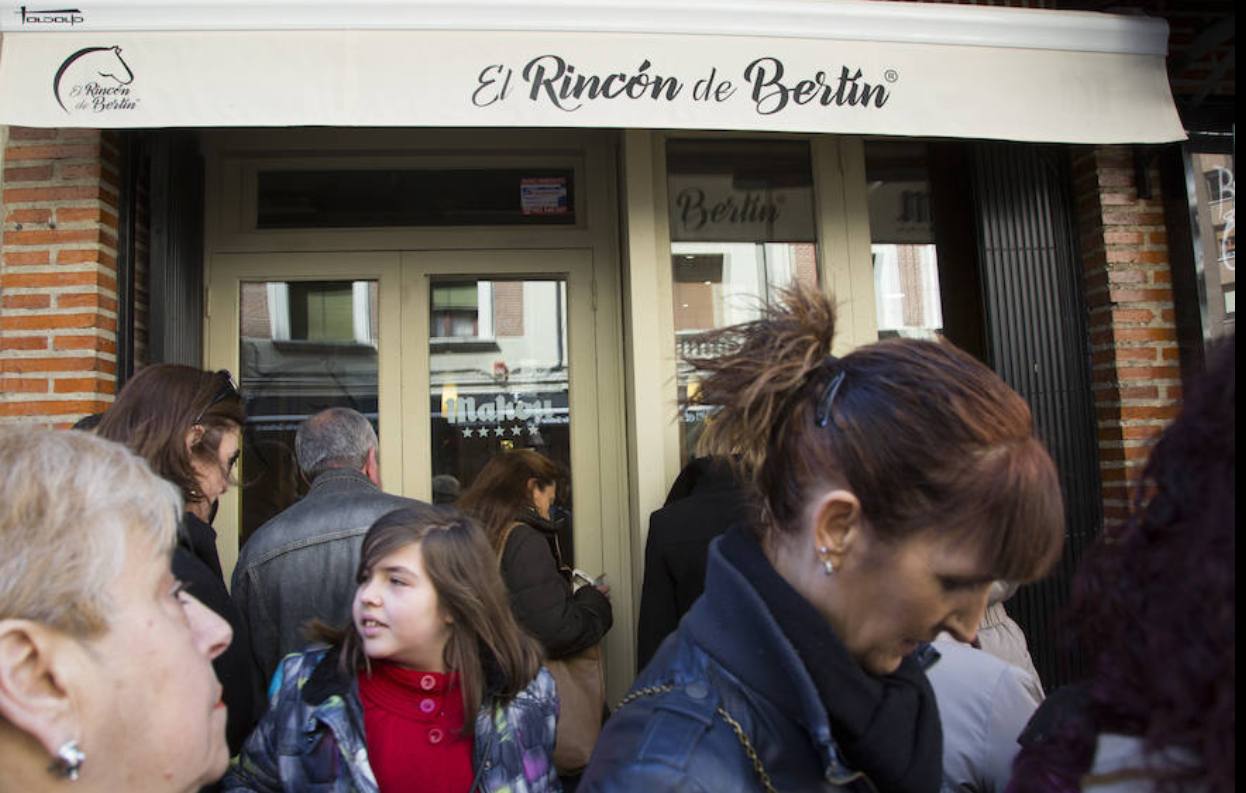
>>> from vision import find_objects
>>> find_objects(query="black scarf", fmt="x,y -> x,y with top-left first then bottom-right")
719,528 -> 943,793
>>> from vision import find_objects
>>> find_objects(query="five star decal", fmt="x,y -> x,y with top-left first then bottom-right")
459,423 -> 542,439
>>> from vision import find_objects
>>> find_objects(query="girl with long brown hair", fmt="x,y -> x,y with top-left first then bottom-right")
224,504 -> 558,793
581,286 -> 1065,793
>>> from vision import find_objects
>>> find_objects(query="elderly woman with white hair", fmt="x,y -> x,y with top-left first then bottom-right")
0,427 -> 233,793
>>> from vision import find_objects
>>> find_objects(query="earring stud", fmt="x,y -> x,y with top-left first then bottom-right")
817,546 -> 835,576
51,739 -> 85,781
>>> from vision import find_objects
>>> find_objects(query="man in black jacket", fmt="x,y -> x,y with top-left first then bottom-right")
636,456 -> 751,671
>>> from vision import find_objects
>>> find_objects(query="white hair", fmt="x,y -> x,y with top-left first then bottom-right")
0,427 -> 181,636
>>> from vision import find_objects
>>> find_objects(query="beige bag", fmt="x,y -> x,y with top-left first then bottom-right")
546,644 -> 606,774
497,521 -> 606,775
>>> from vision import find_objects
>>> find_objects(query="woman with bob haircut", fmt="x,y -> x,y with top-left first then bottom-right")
1008,335 -> 1235,793
224,504 -> 559,793
95,363 -> 262,754
0,427 -> 233,792
581,286 -> 1065,793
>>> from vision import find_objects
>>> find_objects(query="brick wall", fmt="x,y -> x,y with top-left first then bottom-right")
494,280 -> 525,337
1,128 -> 120,427
1073,145 -> 1181,523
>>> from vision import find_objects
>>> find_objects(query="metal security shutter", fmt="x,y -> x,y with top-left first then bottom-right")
148,132 -> 204,367
971,143 -> 1102,691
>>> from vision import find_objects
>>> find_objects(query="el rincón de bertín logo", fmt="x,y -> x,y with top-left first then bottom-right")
53,45 -> 140,114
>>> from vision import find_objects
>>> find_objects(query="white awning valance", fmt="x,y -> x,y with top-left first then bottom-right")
0,1 -> 1185,143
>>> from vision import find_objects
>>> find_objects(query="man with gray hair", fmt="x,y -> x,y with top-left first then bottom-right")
231,407 -> 419,683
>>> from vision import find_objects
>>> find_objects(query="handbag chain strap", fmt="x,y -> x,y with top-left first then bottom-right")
616,685 -> 777,793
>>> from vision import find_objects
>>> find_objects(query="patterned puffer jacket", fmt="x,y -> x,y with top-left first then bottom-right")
222,646 -> 560,793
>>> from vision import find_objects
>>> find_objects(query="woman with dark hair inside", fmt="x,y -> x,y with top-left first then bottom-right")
457,449 -> 613,665
95,364 -> 262,756
581,286 -> 1066,793
1008,336 -> 1235,793
223,505 -> 558,792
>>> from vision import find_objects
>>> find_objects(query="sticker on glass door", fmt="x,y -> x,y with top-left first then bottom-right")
428,277 -> 574,558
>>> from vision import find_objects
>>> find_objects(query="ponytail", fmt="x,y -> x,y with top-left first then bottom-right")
683,284 -> 1063,584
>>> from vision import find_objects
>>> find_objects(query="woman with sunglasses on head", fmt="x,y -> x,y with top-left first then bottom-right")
96,364 -> 263,758
580,286 -> 1066,793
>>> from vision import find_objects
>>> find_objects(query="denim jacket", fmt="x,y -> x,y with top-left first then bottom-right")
581,535 -> 942,793
231,468 -> 419,682
223,647 -> 561,793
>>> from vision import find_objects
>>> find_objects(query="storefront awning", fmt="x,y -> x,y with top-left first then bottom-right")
0,1 -> 1184,143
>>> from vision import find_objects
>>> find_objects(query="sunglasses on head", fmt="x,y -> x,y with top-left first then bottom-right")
193,370 -> 240,426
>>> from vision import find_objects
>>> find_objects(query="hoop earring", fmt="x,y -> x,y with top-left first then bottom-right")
50,739 -> 85,781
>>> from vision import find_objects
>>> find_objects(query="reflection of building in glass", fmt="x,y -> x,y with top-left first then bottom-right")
237,280 -> 381,543
666,140 -> 820,464
1192,152 -> 1235,331
866,143 -> 944,339
872,244 -> 942,336
428,280 -> 572,538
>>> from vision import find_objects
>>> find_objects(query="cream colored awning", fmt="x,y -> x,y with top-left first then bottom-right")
0,1 -> 1185,143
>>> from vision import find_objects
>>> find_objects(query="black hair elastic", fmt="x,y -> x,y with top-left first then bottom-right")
814,360 -> 847,428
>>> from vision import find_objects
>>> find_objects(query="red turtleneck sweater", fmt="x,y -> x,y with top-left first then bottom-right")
357,662 -> 474,793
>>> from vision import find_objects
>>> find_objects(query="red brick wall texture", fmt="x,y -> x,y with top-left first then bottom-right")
1072,146 -> 1181,523
1,128 -> 121,427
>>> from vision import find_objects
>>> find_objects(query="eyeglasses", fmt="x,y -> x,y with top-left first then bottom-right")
193,370 -> 240,426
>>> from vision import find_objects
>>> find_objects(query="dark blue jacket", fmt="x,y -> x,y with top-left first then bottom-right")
582,535 -> 913,793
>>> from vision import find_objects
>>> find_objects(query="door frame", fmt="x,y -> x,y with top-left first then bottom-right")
204,251 -> 405,581
399,249 -> 606,580
202,128 -> 632,695
205,247 -> 634,694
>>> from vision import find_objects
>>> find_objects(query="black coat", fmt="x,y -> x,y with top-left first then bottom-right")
636,457 -> 751,671
500,510 -> 612,660
174,513 -> 264,757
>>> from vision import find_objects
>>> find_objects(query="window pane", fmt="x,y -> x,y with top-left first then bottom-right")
237,280 -> 379,546
428,278 -> 576,562
667,140 -> 818,464
667,140 -> 816,243
257,168 -> 575,229
865,141 -> 944,339
1189,151 -> 1235,337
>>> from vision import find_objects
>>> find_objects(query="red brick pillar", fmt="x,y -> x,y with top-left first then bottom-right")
1,127 -> 119,427
1073,145 -> 1181,524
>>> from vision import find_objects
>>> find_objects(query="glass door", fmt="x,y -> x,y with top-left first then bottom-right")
208,248 -> 622,691
236,278 -> 381,545
400,250 -> 605,576
205,252 -> 404,578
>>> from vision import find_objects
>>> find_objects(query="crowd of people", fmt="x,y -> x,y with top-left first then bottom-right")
0,286 -> 1233,793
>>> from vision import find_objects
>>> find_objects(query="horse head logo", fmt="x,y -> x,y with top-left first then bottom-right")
53,45 -> 133,112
